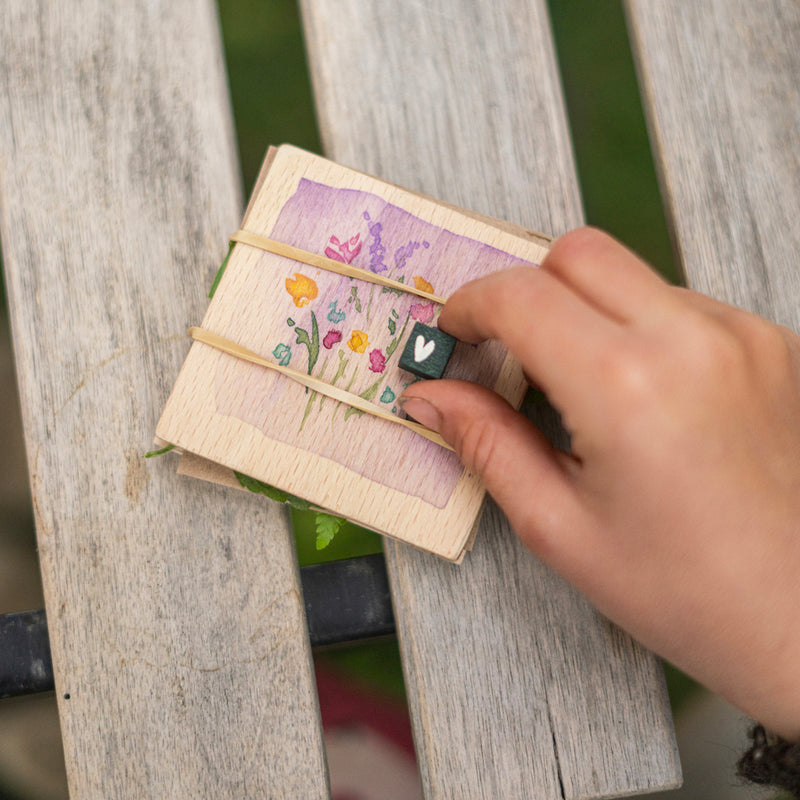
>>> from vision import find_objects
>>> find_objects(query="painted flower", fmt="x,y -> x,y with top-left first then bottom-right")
410,302 -> 435,324
323,329 -> 342,349
272,343 -> 292,366
368,348 -> 386,373
412,276 -> 434,294
347,330 -> 369,353
285,273 -> 318,307
394,241 -> 421,270
325,233 -> 362,264
380,386 -> 396,404
363,211 -> 388,273
327,300 -> 346,324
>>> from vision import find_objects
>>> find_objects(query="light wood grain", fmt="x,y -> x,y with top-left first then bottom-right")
0,3 -> 328,798
157,145 -> 548,561
625,1 -> 800,327
300,0 -> 680,797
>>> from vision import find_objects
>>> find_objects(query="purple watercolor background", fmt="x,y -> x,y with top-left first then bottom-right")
214,179 -> 533,508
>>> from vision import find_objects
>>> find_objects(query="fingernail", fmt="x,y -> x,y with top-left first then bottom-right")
397,396 -> 442,433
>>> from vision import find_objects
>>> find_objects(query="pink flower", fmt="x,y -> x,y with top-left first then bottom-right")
323,329 -> 342,349
410,302 -> 435,324
324,233 -> 362,264
368,348 -> 386,373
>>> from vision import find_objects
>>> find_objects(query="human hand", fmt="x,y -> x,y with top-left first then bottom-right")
399,227 -> 800,740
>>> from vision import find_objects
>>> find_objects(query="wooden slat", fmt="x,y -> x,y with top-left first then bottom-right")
0,3 -> 328,797
625,0 -> 800,328
299,1 -> 680,797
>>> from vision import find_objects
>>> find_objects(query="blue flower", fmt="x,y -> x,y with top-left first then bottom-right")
272,343 -> 291,366
327,300 -> 346,324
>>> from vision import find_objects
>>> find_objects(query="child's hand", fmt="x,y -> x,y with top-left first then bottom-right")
400,227 -> 800,740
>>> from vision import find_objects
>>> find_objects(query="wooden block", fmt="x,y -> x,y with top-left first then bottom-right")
156,144 -> 550,561
398,322 -> 456,379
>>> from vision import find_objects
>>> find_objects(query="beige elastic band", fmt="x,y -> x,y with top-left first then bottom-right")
230,229 -> 448,305
190,327 -> 453,450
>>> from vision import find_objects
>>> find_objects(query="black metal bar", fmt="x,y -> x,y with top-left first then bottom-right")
0,609 -> 54,698
300,553 -> 396,647
0,554 -> 395,699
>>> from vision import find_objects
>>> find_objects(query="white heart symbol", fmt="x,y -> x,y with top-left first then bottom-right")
414,335 -> 436,363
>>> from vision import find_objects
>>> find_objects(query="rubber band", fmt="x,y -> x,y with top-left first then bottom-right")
230,229 -> 448,305
189,327 -> 453,450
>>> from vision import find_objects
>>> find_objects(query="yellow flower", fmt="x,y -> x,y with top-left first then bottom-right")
285,273 -> 319,307
413,275 -> 434,294
347,330 -> 369,353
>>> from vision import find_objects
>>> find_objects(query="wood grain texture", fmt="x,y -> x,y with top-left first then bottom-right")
0,3 -> 328,798
625,0 -> 800,329
300,1 -> 680,797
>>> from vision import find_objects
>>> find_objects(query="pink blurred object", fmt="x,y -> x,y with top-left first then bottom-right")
316,665 -> 422,800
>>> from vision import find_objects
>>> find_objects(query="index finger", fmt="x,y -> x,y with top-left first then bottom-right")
439,265 -> 619,413
541,227 -> 677,324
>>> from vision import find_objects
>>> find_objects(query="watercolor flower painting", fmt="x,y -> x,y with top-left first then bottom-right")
347,330 -> 369,353
212,176 -> 533,512
269,209 -> 444,442
327,301 -> 346,323
325,233 -> 362,264
413,275 -> 434,294
323,329 -> 342,349
285,273 -> 319,307
410,302 -> 435,324
272,343 -> 292,366
270,205 -> 447,444
368,349 -> 386,373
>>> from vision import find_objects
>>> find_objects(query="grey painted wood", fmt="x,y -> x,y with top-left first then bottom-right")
625,1 -> 800,326
0,3 -> 328,797
300,1 -> 680,797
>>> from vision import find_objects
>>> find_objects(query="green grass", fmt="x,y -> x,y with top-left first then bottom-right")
547,0 -> 678,283
216,0 -> 321,195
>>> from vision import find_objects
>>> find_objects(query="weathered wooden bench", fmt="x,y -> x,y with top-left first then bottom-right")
1,1 -> 797,797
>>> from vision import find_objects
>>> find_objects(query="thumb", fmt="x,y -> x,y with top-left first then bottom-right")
399,380 -> 582,559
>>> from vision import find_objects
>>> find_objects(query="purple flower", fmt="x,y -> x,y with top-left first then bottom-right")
323,329 -> 342,349
393,240 -> 421,270
368,348 -> 386,373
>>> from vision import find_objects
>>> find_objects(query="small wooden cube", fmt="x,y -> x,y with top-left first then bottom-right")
399,322 -> 456,380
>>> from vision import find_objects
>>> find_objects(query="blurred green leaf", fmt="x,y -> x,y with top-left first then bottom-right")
234,471 -> 311,511
314,512 -> 344,550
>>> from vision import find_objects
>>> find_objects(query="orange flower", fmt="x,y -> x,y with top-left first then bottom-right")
413,275 -> 434,294
285,273 -> 318,307
347,330 -> 369,353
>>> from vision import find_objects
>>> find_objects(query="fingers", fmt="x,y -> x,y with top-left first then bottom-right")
541,227 -> 675,324
399,379 -> 586,563
438,264 -> 618,413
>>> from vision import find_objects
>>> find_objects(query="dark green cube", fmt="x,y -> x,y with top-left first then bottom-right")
399,322 -> 456,380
